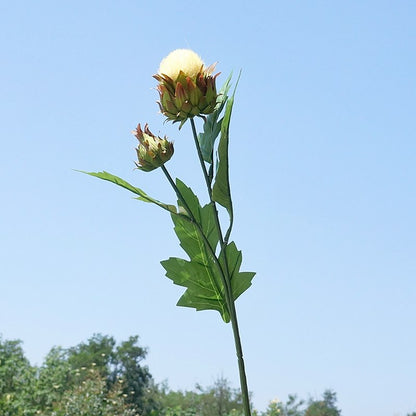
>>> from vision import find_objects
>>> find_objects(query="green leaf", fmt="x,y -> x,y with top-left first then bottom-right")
80,170 -> 177,213
161,180 -> 230,322
219,241 -> 256,300
198,74 -> 232,163
174,178 -> 201,221
212,72 -> 240,217
174,179 -> 220,252
212,96 -> 233,214
161,257 -> 229,320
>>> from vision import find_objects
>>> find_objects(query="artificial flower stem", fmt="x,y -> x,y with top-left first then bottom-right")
189,120 -> 252,416
161,165 -> 191,215
229,295 -> 252,416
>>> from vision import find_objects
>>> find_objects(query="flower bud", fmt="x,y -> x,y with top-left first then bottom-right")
154,49 -> 219,127
133,124 -> 174,172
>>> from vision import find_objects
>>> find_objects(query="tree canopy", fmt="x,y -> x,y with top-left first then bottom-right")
1,334 -> 413,416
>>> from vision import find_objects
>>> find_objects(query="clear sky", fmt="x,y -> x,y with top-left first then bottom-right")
1,1 -> 415,415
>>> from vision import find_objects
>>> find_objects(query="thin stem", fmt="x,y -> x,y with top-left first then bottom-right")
220,256 -> 251,416
161,165 -> 190,213
188,119 -> 252,416
161,165 -> 201,227
190,118 -> 212,194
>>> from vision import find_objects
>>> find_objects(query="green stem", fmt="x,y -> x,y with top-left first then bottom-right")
228,298 -> 251,416
189,118 -> 252,416
190,118 -> 213,193
161,165 -> 192,216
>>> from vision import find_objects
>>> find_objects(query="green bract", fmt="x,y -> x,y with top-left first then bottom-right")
154,69 -> 219,127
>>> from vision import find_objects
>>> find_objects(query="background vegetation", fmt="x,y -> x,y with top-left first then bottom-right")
0,334 -> 413,416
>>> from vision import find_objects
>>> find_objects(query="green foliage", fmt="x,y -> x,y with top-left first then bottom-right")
0,335 -> 250,416
0,334 -> 155,415
263,395 -> 305,416
161,73 -> 255,324
40,368 -> 138,416
111,335 -> 155,415
158,376 -> 245,416
198,74 -> 232,164
262,391 -> 342,416
0,336 -> 37,416
35,346 -> 72,410
0,335 -> 351,416
304,390 -> 341,416
212,86 -> 235,218
162,180 -> 254,323
82,171 -> 177,214
83,73 -> 254,326
65,334 -> 154,414
162,180 -> 230,321
67,333 -> 116,378
219,242 -> 255,301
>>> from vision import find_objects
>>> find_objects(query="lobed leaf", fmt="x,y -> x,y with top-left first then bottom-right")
161,181 -> 231,322
161,257 -> 229,321
219,241 -> 256,300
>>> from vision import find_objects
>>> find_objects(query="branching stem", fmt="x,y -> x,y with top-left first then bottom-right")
188,118 -> 252,416
161,165 -> 229,313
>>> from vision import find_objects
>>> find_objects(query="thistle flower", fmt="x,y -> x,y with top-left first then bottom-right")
154,49 -> 219,127
134,124 -> 174,172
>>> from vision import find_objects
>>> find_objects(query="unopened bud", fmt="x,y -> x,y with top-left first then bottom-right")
133,124 -> 174,172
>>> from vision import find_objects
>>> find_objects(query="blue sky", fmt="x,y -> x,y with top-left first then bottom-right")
1,1 -> 415,415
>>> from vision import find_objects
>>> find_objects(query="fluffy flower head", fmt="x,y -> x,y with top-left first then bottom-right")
158,49 -> 205,81
154,49 -> 218,126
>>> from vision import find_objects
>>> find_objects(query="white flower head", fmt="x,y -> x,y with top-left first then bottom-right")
158,49 -> 205,80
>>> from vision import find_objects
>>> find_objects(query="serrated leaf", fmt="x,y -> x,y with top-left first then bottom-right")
219,241 -> 255,300
177,291 -> 227,317
161,180 -> 230,321
171,213 -> 208,264
80,170 -> 177,213
198,74 -> 232,163
161,257 -> 229,321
